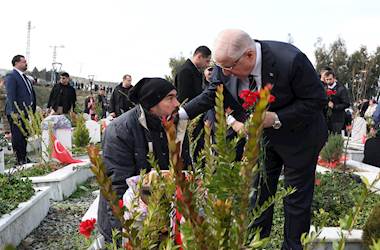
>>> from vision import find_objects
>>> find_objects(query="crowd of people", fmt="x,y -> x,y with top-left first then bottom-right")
1,28 -> 380,249
0,54 -> 138,165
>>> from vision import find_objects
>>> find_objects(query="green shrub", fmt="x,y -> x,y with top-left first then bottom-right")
13,162 -> 62,178
312,172 -> 380,227
363,203 -> 380,249
72,115 -> 90,148
0,174 -> 35,217
320,133 -> 344,162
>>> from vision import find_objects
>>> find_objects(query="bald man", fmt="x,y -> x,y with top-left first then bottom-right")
178,29 -> 328,249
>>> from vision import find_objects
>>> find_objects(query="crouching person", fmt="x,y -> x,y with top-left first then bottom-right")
98,77 -> 191,243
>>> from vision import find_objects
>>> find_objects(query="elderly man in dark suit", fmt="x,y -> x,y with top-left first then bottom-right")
5,55 -> 36,165
178,29 -> 328,249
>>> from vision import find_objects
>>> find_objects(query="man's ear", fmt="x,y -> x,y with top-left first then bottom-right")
246,49 -> 255,59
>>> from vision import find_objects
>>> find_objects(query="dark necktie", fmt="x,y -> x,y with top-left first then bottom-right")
22,74 -> 33,95
248,74 -> 257,91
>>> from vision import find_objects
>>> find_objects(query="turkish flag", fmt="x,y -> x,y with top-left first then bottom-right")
51,134 -> 83,164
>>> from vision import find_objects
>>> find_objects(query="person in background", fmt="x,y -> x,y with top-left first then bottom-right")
47,72 -> 77,115
363,123 -> 380,167
324,70 -> 350,134
175,46 -> 211,103
364,99 -> 377,119
5,55 -> 36,165
319,66 -> 332,87
109,74 -> 135,118
84,92 -> 97,120
373,101 -> 380,126
97,86 -> 108,118
175,46 -> 211,159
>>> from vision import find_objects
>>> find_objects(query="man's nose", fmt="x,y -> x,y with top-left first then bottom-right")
174,98 -> 180,107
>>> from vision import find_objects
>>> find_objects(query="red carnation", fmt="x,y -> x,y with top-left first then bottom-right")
119,199 -> 124,209
326,89 -> 337,97
79,218 -> 96,238
269,95 -> 276,103
265,83 -> 273,90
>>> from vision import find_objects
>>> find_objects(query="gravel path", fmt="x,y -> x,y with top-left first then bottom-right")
17,178 -> 98,250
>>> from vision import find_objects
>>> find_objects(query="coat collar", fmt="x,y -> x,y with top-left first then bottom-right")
257,40 -> 278,88
137,105 -> 154,153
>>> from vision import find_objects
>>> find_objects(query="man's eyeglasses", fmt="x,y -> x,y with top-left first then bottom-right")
216,51 -> 246,71
206,67 -> 214,72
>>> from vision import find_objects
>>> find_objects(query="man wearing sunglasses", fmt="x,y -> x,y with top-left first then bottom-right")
178,29 -> 328,250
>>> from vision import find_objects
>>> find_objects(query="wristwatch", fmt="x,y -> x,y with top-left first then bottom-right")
272,113 -> 282,129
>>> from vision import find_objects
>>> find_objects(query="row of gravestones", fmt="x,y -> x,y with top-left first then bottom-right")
41,115 -> 102,162
0,115 -> 102,173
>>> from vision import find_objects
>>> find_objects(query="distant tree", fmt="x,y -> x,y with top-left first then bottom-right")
165,55 -> 186,84
329,38 -> 349,86
367,47 -> 380,99
39,68 -> 48,81
32,67 -> 39,79
314,37 -> 331,72
314,38 -> 380,103
347,46 -> 371,102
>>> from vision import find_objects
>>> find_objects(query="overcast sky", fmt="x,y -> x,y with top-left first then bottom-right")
0,0 -> 379,83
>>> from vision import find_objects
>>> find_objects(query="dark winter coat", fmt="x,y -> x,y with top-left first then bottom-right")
47,83 -> 77,114
363,136 -> 380,167
174,59 -> 203,103
108,83 -> 134,117
327,82 -> 350,123
97,105 -> 191,242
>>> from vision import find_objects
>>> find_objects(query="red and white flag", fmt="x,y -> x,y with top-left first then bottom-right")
51,134 -> 83,164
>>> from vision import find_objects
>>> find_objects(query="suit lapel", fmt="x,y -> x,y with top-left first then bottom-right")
259,41 -> 278,88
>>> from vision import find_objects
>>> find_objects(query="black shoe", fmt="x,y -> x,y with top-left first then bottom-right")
17,158 -> 33,165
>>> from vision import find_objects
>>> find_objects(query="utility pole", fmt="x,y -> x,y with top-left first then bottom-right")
49,45 -> 65,63
49,45 -> 64,84
26,21 -> 35,66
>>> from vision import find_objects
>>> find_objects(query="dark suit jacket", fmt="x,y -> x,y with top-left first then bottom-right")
363,136 -> 380,167
183,40 -> 328,149
328,82 -> 350,123
174,59 -> 203,103
5,69 -> 36,115
109,83 -> 134,117
47,83 -> 77,113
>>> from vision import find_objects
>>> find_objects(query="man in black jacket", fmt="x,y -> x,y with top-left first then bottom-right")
324,70 -> 350,134
175,46 -> 211,159
363,124 -> 380,167
98,77 -> 191,242
175,46 -> 211,103
178,29 -> 328,249
47,72 -> 77,115
109,74 -> 134,118
97,87 -> 108,118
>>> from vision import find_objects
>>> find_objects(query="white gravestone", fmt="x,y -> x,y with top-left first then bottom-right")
0,149 -> 4,174
85,120 -> 101,144
41,115 -> 72,161
351,116 -> 367,144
